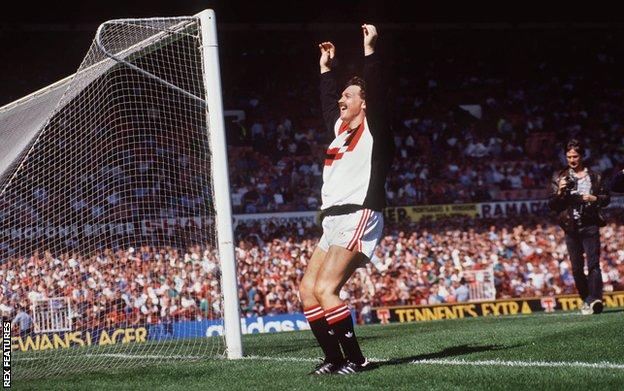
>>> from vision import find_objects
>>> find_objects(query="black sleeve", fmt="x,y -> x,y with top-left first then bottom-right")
547,172 -> 566,212
320,71 -> 340,133
547,172 -> 583,212
362,52 -> 388,137
548,170 -> 587,212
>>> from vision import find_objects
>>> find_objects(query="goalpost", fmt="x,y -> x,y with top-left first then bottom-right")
0,9 -> 242,378
198,9 -> 243,360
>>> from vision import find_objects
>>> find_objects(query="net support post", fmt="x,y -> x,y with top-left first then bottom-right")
197,9 -> 243,359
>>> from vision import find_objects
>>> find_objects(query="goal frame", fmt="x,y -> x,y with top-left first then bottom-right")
0,8 -> 243,366
197,9 -> 243,359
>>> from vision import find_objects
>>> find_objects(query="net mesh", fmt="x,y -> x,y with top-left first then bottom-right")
0,15 -> 227,378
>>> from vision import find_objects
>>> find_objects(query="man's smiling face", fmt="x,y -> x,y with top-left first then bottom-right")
338,85 -> 366,123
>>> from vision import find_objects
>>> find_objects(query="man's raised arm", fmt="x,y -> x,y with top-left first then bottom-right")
363,24 -> 378,57
361,24 -> 387,135
319,41 -> 340,133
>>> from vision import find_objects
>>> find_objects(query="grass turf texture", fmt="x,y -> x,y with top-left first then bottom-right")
12,309 -> 624,390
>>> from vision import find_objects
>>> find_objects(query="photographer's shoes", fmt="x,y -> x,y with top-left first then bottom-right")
580,300 -> 604,315
590,300 -> 603,315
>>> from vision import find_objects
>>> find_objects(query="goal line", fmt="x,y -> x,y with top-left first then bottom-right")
20,354 -> 624,371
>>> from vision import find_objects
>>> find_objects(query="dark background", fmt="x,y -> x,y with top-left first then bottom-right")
1,1 -> 623,106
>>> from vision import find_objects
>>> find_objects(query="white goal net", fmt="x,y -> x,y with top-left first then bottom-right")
0,10 -> 240,379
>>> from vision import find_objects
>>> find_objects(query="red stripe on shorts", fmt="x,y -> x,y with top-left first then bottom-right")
347,209 -> 370,251
347,209 -> 371,251
357,210 -> 372,252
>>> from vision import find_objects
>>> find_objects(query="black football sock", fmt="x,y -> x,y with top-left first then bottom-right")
304,305 -> 344,363
325,303 -> 365,365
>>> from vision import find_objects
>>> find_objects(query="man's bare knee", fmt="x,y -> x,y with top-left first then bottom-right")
299,277 -> 318,307
298,246 -> 327,308
313,280 -> 339,303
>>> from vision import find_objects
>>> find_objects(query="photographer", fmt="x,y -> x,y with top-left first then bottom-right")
548,139 -> 610,315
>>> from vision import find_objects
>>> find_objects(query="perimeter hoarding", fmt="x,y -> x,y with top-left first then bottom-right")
384,203 -> 478,223
373,291 -> 624,324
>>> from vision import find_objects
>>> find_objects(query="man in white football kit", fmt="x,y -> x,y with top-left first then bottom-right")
299,24 -> 393,375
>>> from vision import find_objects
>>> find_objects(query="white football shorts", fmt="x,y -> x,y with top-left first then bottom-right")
318,208 -> 383,259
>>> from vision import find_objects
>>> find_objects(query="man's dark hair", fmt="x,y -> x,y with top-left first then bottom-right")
565,139 -> 584,156
345,76 -> 366,100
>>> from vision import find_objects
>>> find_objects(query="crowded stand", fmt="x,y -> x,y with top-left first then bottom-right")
1,28 -> 624,333
1,30 -> 623,221
1,216 -> 623,328
221,29 -> 624,212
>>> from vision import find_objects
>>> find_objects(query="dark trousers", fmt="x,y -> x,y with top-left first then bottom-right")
564,225 -> 603,303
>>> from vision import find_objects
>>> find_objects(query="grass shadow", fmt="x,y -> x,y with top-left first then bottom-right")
377,343 -> 521,367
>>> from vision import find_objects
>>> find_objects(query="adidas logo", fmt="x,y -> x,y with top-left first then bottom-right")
345,332 -> 353,338
328,330 -> 335,335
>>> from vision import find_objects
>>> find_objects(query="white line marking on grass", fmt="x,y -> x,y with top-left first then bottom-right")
242,355 -> 394,363
18,353 -> 206,361
17,354 -> 624,371
86,353 -> 205,360
243,356 -> 624,370
242,355 -> 318,363
23,354 -> 318,363
410,358 -> 624,370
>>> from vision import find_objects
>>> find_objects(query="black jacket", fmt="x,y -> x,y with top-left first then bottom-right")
548,168 -> 611,232
612,170 -> 624,193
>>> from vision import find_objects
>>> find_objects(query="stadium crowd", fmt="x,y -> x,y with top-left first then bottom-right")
2,30 -> 624,225
222,30 -> 624,212
2,29 -> 624,333
2,216 -> 623,329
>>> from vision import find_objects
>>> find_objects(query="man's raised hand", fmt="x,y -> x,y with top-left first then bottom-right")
362,24 -> 378,56
319,41 -> 335,74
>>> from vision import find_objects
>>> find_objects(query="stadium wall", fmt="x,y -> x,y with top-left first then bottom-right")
2,197 -> 622,244
235,196 -> 623,225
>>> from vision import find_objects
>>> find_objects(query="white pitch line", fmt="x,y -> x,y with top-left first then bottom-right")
246,356 -> 624,371
242,355 -> 318,363
86,353 -> 205,360
411,358 -> 624,370
17,354 -> 624,371
18,353 -> 206,361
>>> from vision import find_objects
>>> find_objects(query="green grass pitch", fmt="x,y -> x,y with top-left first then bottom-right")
12,309 -> 624,390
